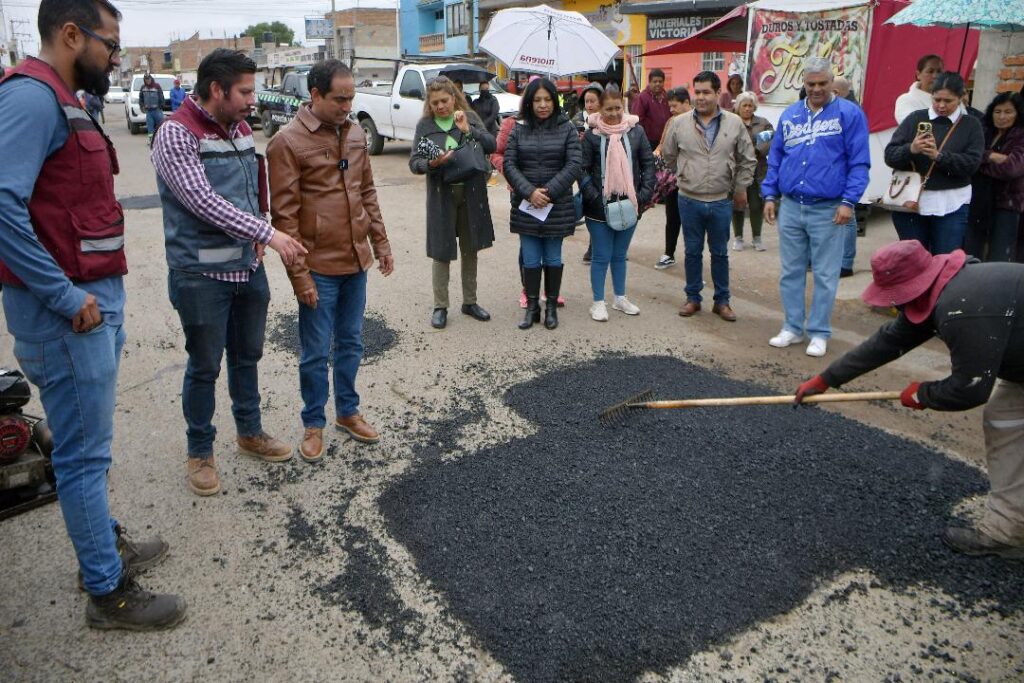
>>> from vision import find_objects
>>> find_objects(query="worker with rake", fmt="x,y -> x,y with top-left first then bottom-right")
796,239 -> 1024,560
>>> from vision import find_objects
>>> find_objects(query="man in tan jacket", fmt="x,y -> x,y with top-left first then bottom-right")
267,59 -> 394,462
662,70 -> 755,321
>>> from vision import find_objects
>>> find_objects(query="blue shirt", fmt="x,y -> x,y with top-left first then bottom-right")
170,86 -> 186,112
761,95 -> 870,206
0,77 -> 125,342
695,110 -> 723,149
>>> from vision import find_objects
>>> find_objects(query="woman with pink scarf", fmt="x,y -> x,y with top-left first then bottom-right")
579,85 -> 655,321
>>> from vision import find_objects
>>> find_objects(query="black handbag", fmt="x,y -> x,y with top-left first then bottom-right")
443,130 -> 490,184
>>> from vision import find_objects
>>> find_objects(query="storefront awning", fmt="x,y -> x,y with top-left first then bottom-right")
641,4 -> 748,56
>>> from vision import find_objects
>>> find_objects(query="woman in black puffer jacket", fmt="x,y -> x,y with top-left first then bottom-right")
503,78 -> 583,330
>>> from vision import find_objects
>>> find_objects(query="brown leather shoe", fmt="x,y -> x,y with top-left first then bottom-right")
186,456 -> 220,496
335,414 -> 380,444
237,432 -> 293,462
678,301 -> 701,317
300,427 -> 324,463
712,303 -> 737,322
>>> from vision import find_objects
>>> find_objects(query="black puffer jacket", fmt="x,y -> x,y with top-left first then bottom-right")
580,125 -> 655,222
503,114 -> 582,237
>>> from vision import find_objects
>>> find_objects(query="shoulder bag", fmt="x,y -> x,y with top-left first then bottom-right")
442,126 -> 490,184
880,117 -> 962,213
600,134 -> 638,231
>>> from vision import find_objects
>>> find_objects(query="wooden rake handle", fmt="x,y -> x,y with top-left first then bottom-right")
638,391 -> 902,409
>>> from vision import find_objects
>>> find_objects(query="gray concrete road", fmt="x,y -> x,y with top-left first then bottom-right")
0,120 -> 1019,682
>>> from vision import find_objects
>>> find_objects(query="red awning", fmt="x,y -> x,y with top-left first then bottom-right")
641,5 -> 749,56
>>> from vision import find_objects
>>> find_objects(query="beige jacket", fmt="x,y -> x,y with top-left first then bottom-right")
267,104 -> 391,295
661,109 -> 756,202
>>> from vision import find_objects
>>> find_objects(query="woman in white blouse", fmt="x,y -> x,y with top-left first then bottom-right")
894,54 -> 943,124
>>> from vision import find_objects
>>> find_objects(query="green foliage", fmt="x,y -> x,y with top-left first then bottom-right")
242,21 -> 296,47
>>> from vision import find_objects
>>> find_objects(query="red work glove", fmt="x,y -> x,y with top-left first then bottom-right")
795,375 -> 830,404
900,382 -> 925,409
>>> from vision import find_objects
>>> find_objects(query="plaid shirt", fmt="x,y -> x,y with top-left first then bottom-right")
151,97 -> 272,282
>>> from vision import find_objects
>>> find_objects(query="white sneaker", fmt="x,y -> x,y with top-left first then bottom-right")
769,329 -> 804,348
590,301 -> 609,322
612,296 -> 640,315
752,238 -> 766,252
806,337 -> 828,357
732,238 -> 745,251
654,255 -> 676,270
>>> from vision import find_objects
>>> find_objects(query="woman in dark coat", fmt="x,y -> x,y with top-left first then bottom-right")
503,77 -> 582,330
410,76 -> 496,330
580,85 -> 654,321
966,92 -> 1024,262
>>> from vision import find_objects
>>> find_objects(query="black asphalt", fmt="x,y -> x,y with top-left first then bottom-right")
266,310 -> 398,365
379,355 -> 1024,682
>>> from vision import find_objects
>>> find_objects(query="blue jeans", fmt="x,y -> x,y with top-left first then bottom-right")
519,234 -> 563,268
586,218 -> 636,300
167,265 -> 270,457
778,197 -> 847,339
677,196 -> 732,304
145,108 -> 163,136
13,322 -> 126,595
842,221 -> 857,271
299,270 -> 367,427
891,204 -> 969,255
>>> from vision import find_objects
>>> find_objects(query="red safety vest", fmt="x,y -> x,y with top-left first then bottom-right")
0,57 -> 126,286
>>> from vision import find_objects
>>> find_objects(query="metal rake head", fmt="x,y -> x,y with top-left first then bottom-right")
599,389 -> 654,425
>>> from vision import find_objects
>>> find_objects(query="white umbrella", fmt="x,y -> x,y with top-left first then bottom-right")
478,4 -> 620,77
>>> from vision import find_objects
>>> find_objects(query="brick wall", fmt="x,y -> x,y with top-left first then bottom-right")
997,53 -> 1024,94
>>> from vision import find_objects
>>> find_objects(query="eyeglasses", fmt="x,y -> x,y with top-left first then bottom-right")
75,25 -> 120,60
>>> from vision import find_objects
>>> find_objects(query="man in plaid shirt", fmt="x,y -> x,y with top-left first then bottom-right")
152,49 -> 305,497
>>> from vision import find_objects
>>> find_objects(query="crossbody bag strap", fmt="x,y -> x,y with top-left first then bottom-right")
921,116 -> 963,187
599,133 -> 634,209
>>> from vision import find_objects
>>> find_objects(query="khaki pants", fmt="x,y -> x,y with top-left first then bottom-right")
979,379 -> 1024,545
432,185 -> 478,309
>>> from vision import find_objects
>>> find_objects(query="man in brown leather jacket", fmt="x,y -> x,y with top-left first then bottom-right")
267,59 -> 394,462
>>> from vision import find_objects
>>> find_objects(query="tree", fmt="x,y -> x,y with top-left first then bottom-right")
242,21 -> 295,47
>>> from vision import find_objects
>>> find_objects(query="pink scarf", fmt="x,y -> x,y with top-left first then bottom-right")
588,112 -> 640,210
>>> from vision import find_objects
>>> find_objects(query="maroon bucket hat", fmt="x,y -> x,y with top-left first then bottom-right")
862,240 -> 967,323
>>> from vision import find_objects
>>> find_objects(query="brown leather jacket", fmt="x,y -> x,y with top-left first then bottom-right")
267,104 -> 391,294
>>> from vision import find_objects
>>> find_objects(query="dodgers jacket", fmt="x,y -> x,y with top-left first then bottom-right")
761,96 -> 870,205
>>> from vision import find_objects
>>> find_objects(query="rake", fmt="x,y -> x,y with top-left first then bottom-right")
599,389 -> 902,424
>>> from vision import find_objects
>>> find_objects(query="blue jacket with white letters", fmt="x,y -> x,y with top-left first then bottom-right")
760,95 -> 870,206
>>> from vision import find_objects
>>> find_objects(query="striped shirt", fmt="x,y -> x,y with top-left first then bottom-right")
151,97 -> 273,282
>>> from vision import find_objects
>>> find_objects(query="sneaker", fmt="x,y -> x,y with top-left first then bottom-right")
732,238 -> 745,251
752,238 -> 766,252
519,289 -> 528,309
237,432 -> 293,462
806,337 -> 828,357
612,296 -> 640,315
943,526 -> 1024,559
654,255 -> 676,270
590,301 -> 609,321
86,571 -> 187,632
77,524 -> 169,591
840,267 -> 854,278
769,329 -> 804,348
582,246 -> 592,263
186,456 -> 220,496
557,295 -> 566,307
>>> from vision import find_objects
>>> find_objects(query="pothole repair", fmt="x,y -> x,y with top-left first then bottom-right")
266,310 -> 399,365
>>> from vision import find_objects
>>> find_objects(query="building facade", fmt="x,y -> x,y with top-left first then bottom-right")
400,0 -> 481,57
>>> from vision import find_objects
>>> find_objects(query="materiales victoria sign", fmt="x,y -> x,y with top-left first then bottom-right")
747,5 -> 869,106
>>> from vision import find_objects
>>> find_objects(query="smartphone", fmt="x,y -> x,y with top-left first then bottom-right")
917,121 -> 933,136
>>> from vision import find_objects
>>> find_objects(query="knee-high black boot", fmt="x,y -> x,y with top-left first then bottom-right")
520,267 -> 542,329
543,265 -> 563,330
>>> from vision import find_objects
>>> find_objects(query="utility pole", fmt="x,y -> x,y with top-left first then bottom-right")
9,16 -> 30,62
0,0 -> 9,68
465,0 -> 474,57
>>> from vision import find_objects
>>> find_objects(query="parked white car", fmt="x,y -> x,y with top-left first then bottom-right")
123,73 -> 175,135
104,85 -> 125,105
352,64 -> 520,155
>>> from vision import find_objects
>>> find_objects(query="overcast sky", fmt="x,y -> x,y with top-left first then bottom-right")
3,0 -> 397,55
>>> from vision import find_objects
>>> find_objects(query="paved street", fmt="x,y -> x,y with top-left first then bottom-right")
0,121 -> 1020,682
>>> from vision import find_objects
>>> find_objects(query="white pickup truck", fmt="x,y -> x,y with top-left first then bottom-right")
352,63 -> 520,155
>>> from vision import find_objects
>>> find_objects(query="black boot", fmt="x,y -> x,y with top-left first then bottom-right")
85,570 -> 187,631
543,265 -> 563,330
519,267 -> 542,330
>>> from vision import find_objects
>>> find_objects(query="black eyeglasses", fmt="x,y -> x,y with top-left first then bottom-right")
76,25 -> 120,60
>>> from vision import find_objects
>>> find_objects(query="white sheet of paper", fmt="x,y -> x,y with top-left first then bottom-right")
519,199 -> 553,222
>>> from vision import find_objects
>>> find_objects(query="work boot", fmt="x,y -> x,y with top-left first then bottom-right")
543,265 -> 563,330
300,427 -> 324,463
944,526 -> 1024,559
77,524 -> 169,591
520,267 -> 542,330
186,456 -> 220,496
237,432 -> 293,462
85,570 -> 187,632
336,414 -> 380,444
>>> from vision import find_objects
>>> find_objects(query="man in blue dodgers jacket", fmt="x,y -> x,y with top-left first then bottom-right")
762,56 -> 870,359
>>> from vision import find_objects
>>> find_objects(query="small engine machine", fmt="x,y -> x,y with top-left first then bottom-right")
0,368 -> 55,518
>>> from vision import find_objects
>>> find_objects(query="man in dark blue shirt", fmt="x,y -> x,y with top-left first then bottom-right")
0,0 -> 185,630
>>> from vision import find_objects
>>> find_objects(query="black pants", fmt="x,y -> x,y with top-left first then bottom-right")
664,188 -> 681,258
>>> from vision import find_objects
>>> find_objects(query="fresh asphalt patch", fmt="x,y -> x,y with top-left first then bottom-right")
379,355 -> 1023,682
118,193 -> 162,211
266,310 -> 399,365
